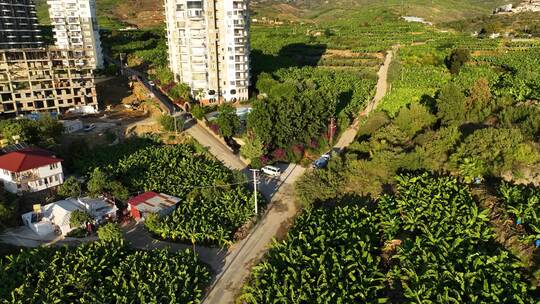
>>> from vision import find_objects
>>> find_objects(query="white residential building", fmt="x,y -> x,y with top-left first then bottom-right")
164,0 -> 250,104
21,197 -> 118,236
47,0 -> 104,69
0,148 -> 64,193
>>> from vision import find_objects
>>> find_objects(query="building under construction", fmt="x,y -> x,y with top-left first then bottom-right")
0,47 -> 98,114
0,0 -> 99,115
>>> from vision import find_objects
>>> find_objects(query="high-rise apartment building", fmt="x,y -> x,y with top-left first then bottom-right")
164,0 -> 250,104
0,0 -> 44,49
47,0 -> 104,69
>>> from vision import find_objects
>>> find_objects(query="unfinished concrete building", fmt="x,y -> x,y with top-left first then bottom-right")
0,0 -> 44,49
47,0 -> 104,69
0,47 -> 98,114
164,0 -> 250,104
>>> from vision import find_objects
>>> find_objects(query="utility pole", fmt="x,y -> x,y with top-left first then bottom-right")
329,116 -> 336,145
119,53 -> 124,76
173,109 -> 178,135
251,169 -> 260,215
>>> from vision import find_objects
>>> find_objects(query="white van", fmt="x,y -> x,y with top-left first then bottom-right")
261,165 -> 281,177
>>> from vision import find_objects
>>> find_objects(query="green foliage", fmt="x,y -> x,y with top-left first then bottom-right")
445,48 -> 471,74
499,183 -> 540,243
97,223 -> 123,242
0,190 -> 18,231
57,176 -> 81,198
86,168 -> 110,197
296,157 -> 350,206
436,82 -> 468,126
169,83 -> 191,101
146,187 -> 257,246
191,104 -> 205,120
0,117 -> 63,147
154,65 -> 174,84
69,210 -> 93,228
79,141 -> 255,246
0,241 -> 210,303
158,114 -> 183,132
246,173 -> 536,302
240,136 -> 265,161
378,173 -> 535,303
242,200 -> 386,303
450,128 -> 539,179
394,103 -> 436,137
73,136 -> 160,175
217,104 -> 240,138
65,227 -> 88,238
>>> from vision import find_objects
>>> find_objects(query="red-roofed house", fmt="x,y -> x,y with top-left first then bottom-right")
0,148 -> 64,193
128,191 -> 180,220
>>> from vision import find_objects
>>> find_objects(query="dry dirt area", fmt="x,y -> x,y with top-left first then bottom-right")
324,49 -> 384,59
114,0 -> 164,28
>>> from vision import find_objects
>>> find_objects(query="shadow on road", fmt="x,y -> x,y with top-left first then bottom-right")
123,223 -> 228,274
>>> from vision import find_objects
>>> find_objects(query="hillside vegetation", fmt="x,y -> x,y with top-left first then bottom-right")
252,0 -> 521,23
36,0 -> 520,29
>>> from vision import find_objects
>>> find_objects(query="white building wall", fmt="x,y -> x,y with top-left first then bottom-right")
164,0 -> 250,103
32,162 -> 64,192
47,0 -> 104,69
0,162 -> 64,194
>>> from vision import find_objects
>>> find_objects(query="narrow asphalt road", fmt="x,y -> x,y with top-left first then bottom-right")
186,123 -> 247,171
202,48 -> 395,303
202,165 -> 305,304
104,51 -> 395,303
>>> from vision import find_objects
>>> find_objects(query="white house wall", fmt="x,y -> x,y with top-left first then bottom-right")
164,0 -> 250,103
47,0 -> 104,69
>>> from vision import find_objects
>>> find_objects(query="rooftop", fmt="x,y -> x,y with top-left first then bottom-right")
0,148 -> 62,172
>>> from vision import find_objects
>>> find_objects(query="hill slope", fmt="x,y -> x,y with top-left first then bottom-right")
36,0 -> 520,29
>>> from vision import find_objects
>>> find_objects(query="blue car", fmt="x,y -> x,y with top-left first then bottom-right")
313,153 -> 331,169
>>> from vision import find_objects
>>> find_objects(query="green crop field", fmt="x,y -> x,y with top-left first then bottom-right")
0,240 -> 210,303
243,173 -> 538,303
72,137 -> 256,247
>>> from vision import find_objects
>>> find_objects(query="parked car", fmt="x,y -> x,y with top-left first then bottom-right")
148,81 -> 156,87
313,153 -> 332,169
262,165 -> 281,177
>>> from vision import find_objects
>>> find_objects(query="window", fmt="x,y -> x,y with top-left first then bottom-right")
50,163 -> 58,170
38,179 -> 43,186
54,175 -> 58,182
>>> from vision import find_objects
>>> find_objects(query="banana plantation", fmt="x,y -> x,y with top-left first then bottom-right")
242,173 -> 538,303
499,183 -> 540,243
0,240 -> 210,303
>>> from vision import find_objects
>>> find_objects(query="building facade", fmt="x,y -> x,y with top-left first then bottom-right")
0,0 -> 44,49
47,0 -> 104,69
0,47 -> 98,114
0,148 -> 64,194
164,0 -> 250,104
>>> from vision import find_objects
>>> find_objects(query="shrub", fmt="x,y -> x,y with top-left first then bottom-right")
97,223 -> 123,242
57,176 -> 81,198
69,210 -> 93,228
191,104 -> 205,120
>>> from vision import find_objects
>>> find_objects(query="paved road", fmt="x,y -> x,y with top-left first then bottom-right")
203,165 -> 305,304
202,48 -> 396,304
186,123 -> 247,171
104,51 -> 395,304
